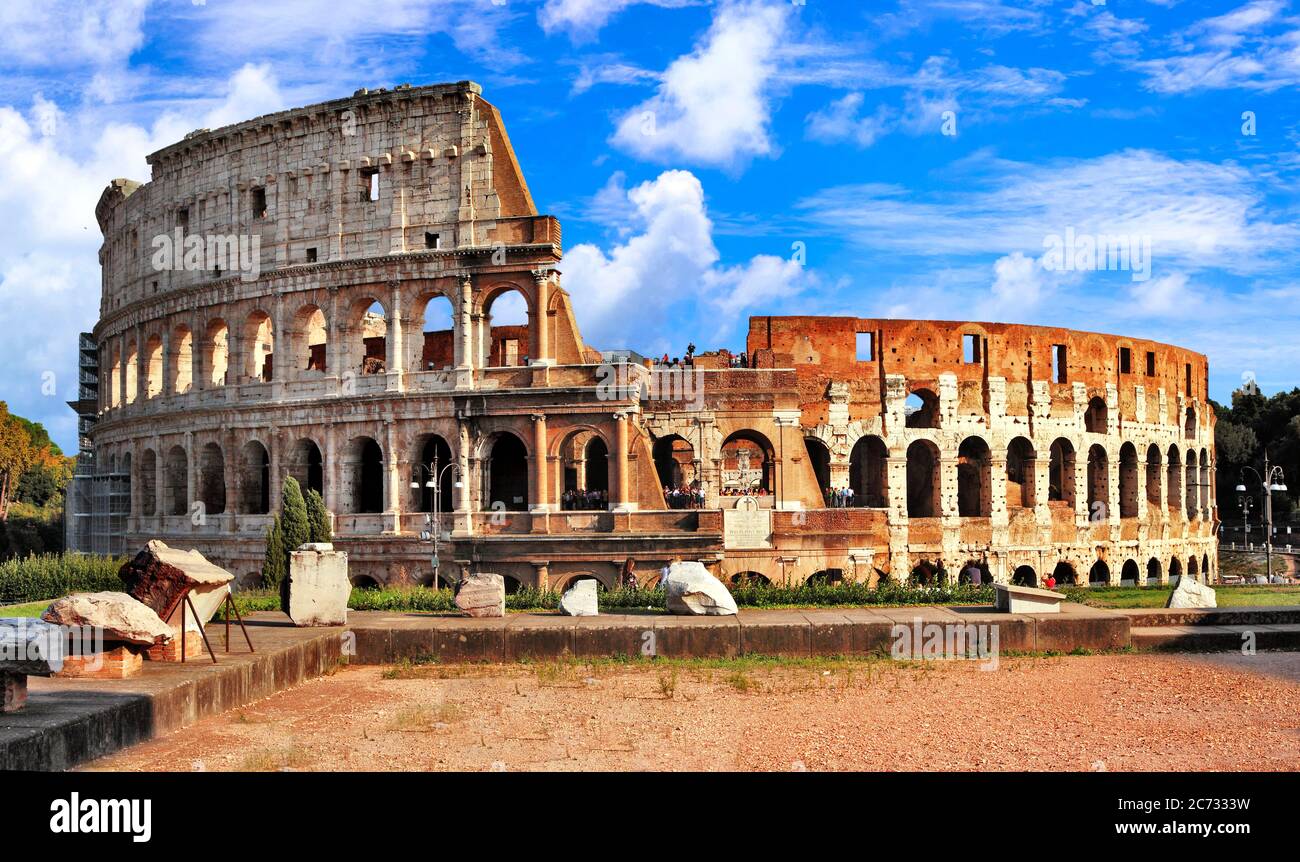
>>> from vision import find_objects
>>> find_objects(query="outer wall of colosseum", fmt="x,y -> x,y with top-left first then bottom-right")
85,82 -> 1216,592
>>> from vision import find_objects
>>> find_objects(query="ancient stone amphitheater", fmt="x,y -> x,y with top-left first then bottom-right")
73,82 -> 1217,591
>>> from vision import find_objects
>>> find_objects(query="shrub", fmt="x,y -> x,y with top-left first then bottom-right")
280,477 -> 310,554
261,519 -> 285,589
305,488 -> 332,544
0,553 -> 124,604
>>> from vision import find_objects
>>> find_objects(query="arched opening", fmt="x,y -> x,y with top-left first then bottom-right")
164,445 -> 188,516
1120,559 -> 1140,585
558,430 -> 608,508
905,388 -> 939,429
807,568 -> 845,586
805,437 -> 831,500
288,438 -> 324,497
1184,405 -> 1196,439
198,442 -> 226,516
559,574 -> 602,593
653,435 -> 696,491
721,430 -> 775,495
1089,559 -> 1110,586
1048,438 -> 1076,504
1185,449 -> 1198,519
291,305 -> 328,375
1146,557 -> 1162,585
910,559 -> 944,586
729,571 -> 771,587
205,319 -> 229,387
239,440 -> 271,515
140,449 -> 157,516
849,435 -> 888,508
957,437 -> 991,516
144,334 -> 163,398
906,439 -> 941,517
1199,448 -> 1210,518
124,339 -> 138,404
243,310 -> 274,382
418,293 -> 456,371
356,299 -> 387,375
1169,556 -> 1183,585
1145,444 -> 1161,506
485,432 -> 529,511
1012,565 -> 1037,587
1052,561 -> 1077,585
1167,446 -> 1182,512
170,325 -> 193,394
348,437 -> 385,514
486,289 -> 529,367
957,559 -> 990,584
1086,444 -> 1109,520
1006,437 -> 1036,508
1202,553 -> 1210,580
1084,396 -> 1107,433
351,575 -> 380,589
1188,555 -> 1199,580
502,575 -> 523,595
1119,442 -> 1138,518
412,434 -> 454,514
583,437 -> 609,503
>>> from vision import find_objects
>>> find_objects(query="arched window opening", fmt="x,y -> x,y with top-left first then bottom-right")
486,289 -> 529,367
359,300 -> 387,375
289,438 -> 324,498
140,449 -> 157,517
1119,442 -> 1138,518
293,305 -> 328,374
1012,565 -> 1037,587
1167,446 -> 1183,512
957,437 -> 991,517
1145,444 -> 1161,506
849,435 -> 888,508
1086,444 -> 1109,519
419,294 -> 456,371
485,433 -> 529,511
1089,559 -> 1110,586
721,431 -> 775,495
205,319 -> 229,387
1185,450 -> 1198,519
144,335 -> 164,398
1146,558 -> 1162,585
412,434 -> 454,514
170,325 -> 193,394
1084,396 -> 1107,433
653,435 -> 696,492
164,445 -> 188,516
905,389 -> 939,429
239,441 -> 271,515
1120,559 -> 1140,585
124,340 -> 138,404
1052,561 -> 1078,585
1006,437 -> 1036,508
805,438 -> 831,502
244,311 -> 273,382
1048,439 -> 1076,504
906,440 -> 941,517
349,437 -> 384,514
198,442 -> 226,516
1184,405 -> 1196,439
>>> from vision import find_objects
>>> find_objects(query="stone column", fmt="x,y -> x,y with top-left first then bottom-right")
184,431 -> 196,530
386,279 -> 404,391
533,561 -> 550,591
613,412 -> 632,511
324,424 -> 341,518
385,420 -> 401,533
531,269 -> 552,366
530,413 -> 549,511
153,435 -> 164,520
455,274 -> 473,370
268,429 -> 282,516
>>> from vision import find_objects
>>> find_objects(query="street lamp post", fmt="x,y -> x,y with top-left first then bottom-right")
411,454 -> 462,589
1236,451 -> 1288,582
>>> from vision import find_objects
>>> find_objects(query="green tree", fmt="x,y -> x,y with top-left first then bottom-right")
305,488 -> 332,544
281,476 -> 310,555
261,517 -> 286,588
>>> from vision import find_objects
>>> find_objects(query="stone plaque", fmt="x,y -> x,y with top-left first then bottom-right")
724,504 -> 772,549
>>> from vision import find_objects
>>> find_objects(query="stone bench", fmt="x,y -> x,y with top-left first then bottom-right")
0,618 -> 64,712
994,583 -> 1064,614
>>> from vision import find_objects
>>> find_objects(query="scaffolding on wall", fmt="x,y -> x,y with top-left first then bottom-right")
65,332 -> 127,555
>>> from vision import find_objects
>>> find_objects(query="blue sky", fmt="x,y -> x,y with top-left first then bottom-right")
1,0 -> 1298,452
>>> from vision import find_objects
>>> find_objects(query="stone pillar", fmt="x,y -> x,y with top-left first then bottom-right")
533,561 -> 550,591
268,429 -> 282,515
939,454 -> 958,519
324,425 -> 341,518
613,412 -> 632,511
530,413 -> 549,511
385,421 -> 401,533
184,431 -> 196,530
153,435 -> 164,519
455,274 -> 473,371
1073,445 -> 1089,524
886,455 -> 908,522
387,279 -> 405,390
990,456 -> 1008,524
531,269 -> 552,366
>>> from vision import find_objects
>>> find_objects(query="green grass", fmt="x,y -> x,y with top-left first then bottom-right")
0,600 -> 52,618
1063,583 -> 1300,609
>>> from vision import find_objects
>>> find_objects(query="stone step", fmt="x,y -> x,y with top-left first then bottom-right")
1131,623 -> 1300,652
1123,606 -> 1300,628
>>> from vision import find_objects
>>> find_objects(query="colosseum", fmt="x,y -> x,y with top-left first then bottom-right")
68,81 -> 1218,592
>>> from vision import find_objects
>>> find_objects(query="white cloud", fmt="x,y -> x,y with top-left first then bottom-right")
610,0 -> 790,169
0,0 -> 151,69
539,0 -> 698,43
0,66 -> 286,449
562,170 -> 814,352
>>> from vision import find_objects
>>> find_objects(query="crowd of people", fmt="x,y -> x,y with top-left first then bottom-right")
664,485 -> 706,508
561,488 -> 608,510
720,485 -> 769,496
823,486 -> 857,507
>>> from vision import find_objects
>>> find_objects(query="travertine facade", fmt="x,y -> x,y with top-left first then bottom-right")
82,83 -> 1216,591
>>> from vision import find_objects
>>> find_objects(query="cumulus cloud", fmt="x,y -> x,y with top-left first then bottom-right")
0,0 -> 151,69
610,0 -> 790,170
0,65 -> 286,449
539,0 -> 698,42
562,170 -> 814,353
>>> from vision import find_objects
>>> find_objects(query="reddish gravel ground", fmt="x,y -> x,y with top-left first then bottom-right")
84,651 -> 1300,772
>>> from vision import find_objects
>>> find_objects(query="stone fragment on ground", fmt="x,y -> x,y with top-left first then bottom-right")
119,540 -> 234,633
0,617 -> 65,675
455,573 -> 506,618
559,579 -> 599,616
1166,575 -> 1216,609
41,591 -> 173,645
662,561 -> 737,616
283,543 -> 351,626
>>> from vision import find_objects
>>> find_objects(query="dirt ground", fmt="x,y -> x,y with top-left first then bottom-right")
84,651 -> 1300,772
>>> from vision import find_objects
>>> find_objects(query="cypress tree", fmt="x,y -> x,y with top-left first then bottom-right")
261,517 -> 286,588
281,476 -> 310,557
305,488 -> 332,544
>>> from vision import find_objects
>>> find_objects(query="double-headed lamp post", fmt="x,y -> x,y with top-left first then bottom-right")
411,455 -> 462,588
1236,451 -> 1288,581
